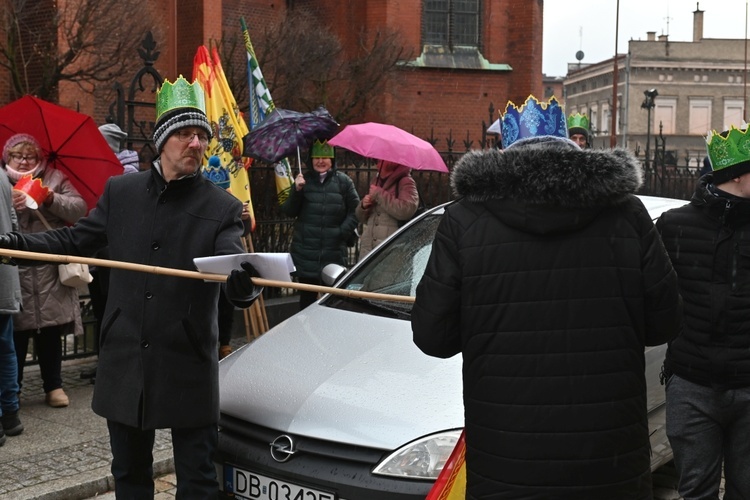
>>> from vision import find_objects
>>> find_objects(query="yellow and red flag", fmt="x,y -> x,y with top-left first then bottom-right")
425,430 -> 466,500
193,45 -> 256,230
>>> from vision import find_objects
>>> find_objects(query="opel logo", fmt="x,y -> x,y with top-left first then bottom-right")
270,434 -> 297,463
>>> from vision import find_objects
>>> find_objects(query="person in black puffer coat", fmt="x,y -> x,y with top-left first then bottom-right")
656,127 -> 750,500
281,139 -> 359,310
411,96 -> 682,500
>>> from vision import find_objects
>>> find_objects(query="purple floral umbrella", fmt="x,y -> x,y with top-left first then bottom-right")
243,106 -> 338,174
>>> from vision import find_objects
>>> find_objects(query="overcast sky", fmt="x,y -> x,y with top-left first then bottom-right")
543,0 -> 750,76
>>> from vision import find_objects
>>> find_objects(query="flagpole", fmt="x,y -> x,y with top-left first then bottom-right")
0,248 -> 416,304
610,0 -> 620,147
745,0 -> 748,122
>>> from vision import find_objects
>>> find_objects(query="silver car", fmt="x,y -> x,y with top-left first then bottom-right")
215,195 -> 687,500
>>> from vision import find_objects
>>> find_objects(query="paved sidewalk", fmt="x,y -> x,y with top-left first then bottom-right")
0,357 -> 174,500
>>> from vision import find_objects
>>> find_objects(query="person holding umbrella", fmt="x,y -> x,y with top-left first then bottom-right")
3,133 -> 87,408
0,76 -> 263,498
281,139 -> 359,310
356,159 -> 419,259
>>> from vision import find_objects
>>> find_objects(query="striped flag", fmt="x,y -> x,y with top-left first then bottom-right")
192,45 -> 256,230
425,430 -> 466,500
241,17 -> 294,205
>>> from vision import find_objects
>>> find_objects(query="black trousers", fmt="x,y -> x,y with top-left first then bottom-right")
107,419 -> 219,499
15,325 -> 67,393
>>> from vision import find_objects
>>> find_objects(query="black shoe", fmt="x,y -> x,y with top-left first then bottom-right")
80,366 -> 97,379
0,411 -> 23,436
0,423 -> 5,447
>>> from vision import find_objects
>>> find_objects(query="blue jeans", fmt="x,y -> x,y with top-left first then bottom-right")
0,315 -> 19,417
666,374 -> 750,500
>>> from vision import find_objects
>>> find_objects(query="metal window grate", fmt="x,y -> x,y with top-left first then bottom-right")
422,0 -> 480,48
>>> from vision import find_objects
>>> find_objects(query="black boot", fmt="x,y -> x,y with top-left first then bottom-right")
0,411 -> 23,436
0,422 -> 5,447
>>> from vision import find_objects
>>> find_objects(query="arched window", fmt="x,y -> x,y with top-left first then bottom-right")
423,0 -> 481,49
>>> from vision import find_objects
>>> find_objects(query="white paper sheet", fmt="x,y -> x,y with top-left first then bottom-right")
193,253 -> 295,282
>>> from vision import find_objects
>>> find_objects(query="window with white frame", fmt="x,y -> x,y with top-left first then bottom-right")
723,99 -> 745,131
590,106 -> 598,135
653,98 -> 676,135
688,99 -> 711,135
601,102 -> 610,134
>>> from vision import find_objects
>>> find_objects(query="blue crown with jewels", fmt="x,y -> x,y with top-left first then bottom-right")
500,95 -> 568,148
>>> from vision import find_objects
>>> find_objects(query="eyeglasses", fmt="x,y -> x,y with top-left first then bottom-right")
175,129 -> 209,146
8,153 -> 39,164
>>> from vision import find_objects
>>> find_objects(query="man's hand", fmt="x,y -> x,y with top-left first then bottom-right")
0,232 -> 26,265
0,232 -> 25,250
225,261 -> 263,307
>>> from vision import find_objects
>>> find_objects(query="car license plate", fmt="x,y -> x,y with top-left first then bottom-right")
224,464 -> 337,500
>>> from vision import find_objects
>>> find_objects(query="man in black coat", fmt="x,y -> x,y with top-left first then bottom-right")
412,96 -> 683,499
656,126 -> 750,499
0,77 -> 261,499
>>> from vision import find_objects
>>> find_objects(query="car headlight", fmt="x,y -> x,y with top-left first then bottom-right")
372,429 -> 463,480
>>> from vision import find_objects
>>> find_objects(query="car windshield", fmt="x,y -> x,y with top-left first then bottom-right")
322,211 -> 443,318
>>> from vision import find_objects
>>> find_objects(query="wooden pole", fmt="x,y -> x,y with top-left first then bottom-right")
0,248 -> 416,304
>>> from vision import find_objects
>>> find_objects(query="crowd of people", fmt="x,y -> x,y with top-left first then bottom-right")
0,82 -> 747,499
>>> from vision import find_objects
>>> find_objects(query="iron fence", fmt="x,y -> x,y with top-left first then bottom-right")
50,32 -> 704,361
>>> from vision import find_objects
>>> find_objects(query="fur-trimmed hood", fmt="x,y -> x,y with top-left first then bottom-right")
450,142 -> 644,234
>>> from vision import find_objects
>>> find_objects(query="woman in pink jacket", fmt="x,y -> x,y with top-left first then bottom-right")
355,160 -> 419,260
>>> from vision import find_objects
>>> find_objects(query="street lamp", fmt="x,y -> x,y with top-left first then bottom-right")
641,88 -> 658,168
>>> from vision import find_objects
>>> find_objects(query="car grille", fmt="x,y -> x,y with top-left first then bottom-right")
217,413 -> 432,500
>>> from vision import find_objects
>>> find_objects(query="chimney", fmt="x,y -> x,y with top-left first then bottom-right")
694,2 -> 704,42
647,31 -> 656,41
658,34 -> 669,42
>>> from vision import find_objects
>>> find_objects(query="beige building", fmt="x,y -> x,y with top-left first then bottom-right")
563,6 -> 748,168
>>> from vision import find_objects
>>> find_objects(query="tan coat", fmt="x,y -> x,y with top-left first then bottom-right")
356,165 -> 418,259
12,167 -> 87,331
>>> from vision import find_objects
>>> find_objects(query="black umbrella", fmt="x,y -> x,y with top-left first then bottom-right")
243,106 -> 338,173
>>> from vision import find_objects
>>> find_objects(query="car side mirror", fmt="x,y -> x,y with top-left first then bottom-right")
321,263 -> 347,286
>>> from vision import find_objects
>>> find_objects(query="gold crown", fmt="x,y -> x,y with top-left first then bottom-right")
156,75 -> 207,122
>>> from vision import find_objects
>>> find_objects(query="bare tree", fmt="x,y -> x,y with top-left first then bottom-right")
0,0 -> 156,101
221,10 -> 410,124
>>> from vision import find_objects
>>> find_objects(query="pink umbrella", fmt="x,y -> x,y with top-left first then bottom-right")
328,122 -> 448,173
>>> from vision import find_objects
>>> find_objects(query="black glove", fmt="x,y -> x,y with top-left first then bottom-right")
0,232 -> 26,249
225,261 -> 263,307
0,232 -> 26,265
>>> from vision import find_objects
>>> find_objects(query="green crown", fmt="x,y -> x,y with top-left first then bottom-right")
706,126 -> 750,170
311,139 -> 334,158
156,75 -> 207,122
567,113 -> 590,131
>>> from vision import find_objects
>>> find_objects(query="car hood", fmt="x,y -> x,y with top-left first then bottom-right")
219,304 -> 463,450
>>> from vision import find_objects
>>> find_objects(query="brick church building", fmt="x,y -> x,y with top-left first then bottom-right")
3,0 -> 543,150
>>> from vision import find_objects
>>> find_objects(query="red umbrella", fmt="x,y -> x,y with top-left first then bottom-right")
0,95 -> 124,210
328,122 -> 448,173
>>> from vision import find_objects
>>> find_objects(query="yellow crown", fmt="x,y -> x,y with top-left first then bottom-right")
155,75 -> 207,123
